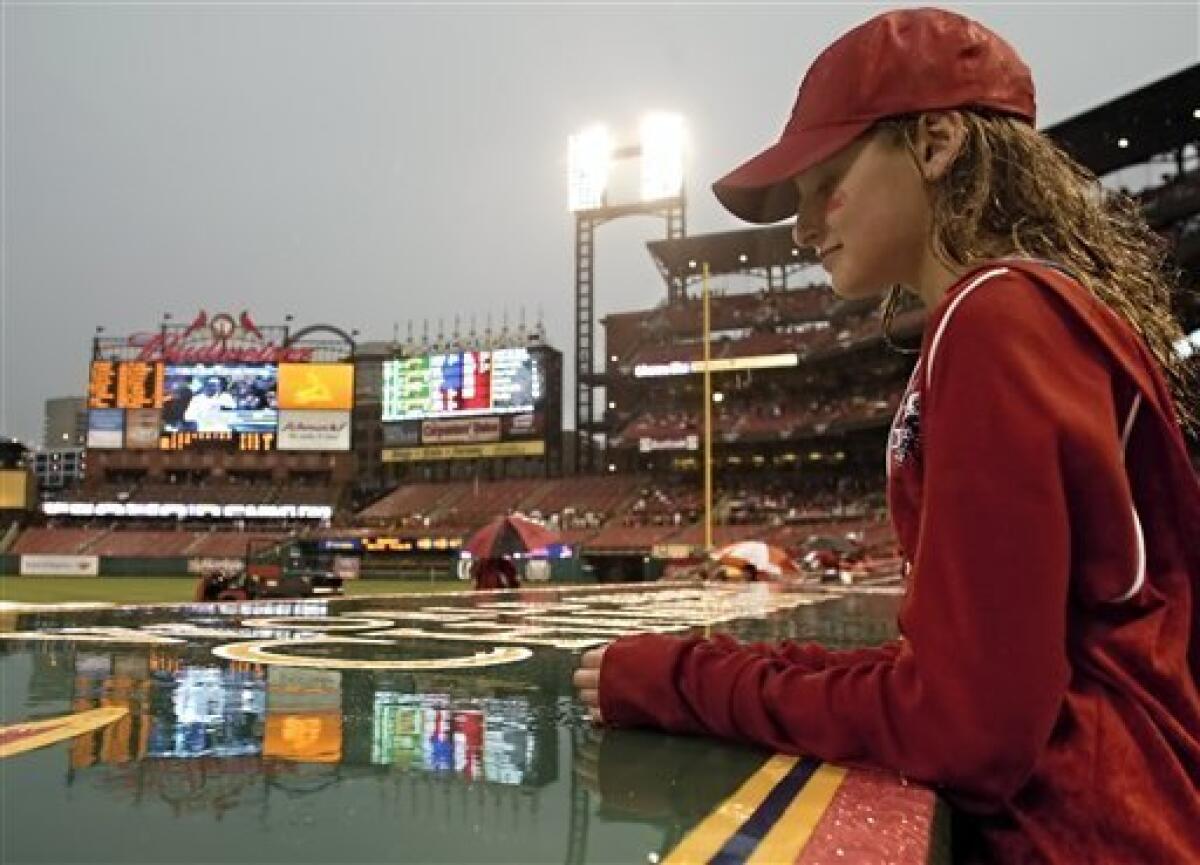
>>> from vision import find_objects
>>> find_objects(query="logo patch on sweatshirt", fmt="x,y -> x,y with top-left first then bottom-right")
889,391 -> 921,466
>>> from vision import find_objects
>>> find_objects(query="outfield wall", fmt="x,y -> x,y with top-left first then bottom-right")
0,553 -> 588,582
0,554 -> 192,578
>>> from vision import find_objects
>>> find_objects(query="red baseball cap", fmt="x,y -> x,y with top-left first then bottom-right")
712,8 -> 1036,224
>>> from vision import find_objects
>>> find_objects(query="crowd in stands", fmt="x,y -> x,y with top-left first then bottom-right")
620,293 -> 927,377
621,483 -> 704,527
614,383 -> 903,446
1131,168 -> 1200,226
357,476 -> 639,535
723,476 -> 884,526
627,283 -> 837,342
346,471 -> 896,560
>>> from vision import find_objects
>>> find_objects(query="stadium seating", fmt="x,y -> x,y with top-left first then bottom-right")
10,527 -> 105,555
585,523 -> 679,552
521,476 -> 638,528
87,531 -> 200,557
187,532 -> 286,557
436,478 -> 550,531
357,481 -> 471,526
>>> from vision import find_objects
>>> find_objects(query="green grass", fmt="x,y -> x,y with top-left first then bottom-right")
348,579 -> 466,597
0,576 -> 467,605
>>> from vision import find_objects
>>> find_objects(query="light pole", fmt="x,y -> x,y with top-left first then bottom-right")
567,113 -> 687,473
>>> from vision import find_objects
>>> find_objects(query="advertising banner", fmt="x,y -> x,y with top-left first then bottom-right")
420,417 -> 500,445
20,555 -> 100,576
382,441 -> 544,463
86,409 -> 125,449
278,363 -> 354,411
333,556 -> 361,580
125,409 -> 162,449
186,558 -> 245,575
277,410 -> 351,451
382,422 -> 421,446
638,434 -> 699,452
501,411 -> 544,439
0,470 -> 30,509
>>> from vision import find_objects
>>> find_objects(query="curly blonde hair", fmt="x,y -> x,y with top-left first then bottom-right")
879,112 -> 1197,434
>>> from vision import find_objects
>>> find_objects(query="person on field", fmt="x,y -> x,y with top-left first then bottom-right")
472,557 -> 519,590
574,9 -> 1200,864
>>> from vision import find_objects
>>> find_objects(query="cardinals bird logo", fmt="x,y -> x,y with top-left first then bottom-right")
181,311 -> 208,339
295,370 -> 333,405
239,311 -> 264,340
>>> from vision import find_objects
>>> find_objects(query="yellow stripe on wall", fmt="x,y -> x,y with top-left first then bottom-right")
746,763 -> 847,865
664,754 -> 798,865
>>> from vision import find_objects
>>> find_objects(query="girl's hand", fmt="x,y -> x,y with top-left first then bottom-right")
573,646 -> 608,725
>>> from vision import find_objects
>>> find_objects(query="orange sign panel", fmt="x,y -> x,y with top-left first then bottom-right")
277,363 -> 354,410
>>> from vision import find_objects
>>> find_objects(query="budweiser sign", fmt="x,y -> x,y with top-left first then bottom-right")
126,311 -> 314,363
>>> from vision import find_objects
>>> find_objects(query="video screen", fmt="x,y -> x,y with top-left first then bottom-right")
162,364 -> 278,434
382,347 -> 542,422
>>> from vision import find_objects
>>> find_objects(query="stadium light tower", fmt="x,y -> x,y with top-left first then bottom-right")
567,112 -> 687,474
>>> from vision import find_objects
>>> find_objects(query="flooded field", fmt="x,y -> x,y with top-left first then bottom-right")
1,584 -> 911,865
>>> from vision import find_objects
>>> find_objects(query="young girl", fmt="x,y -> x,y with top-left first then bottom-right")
573,8 -> 1200,863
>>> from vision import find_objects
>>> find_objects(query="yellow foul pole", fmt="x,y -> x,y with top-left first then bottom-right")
702,263 -> 713,553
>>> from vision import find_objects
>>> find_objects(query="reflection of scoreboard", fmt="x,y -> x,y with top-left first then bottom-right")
88,361 -> 165,409
368,693 -> 549,786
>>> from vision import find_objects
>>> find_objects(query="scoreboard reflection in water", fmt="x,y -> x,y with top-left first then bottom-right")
370,691 -> 538,785
382,348 -> 542,422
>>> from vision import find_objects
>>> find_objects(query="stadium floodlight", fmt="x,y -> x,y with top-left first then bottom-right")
568,124 -> 613,211
639,112 -> 685,202
570,112 -> 687,473
1176,329 -> 1199,360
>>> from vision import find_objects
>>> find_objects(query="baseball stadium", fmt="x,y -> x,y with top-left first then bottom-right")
2,54 -> 1198,865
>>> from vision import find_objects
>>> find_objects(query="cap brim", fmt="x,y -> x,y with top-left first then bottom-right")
712,119 -> 875,224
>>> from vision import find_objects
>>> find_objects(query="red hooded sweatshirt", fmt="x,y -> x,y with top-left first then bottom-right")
597,261 -> 1200,864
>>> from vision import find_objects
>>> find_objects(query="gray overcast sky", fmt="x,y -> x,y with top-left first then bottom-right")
3,1 -> 1198,447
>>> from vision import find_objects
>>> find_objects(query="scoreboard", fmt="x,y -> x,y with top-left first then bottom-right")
85,359 -> 354,452
118,362 -> 164,408
87,362 -> 117,408
88,361 -> 164,409
382,348 -> 542,422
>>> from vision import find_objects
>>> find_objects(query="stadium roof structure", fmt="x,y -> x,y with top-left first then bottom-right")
645,223 -> 818,284
1042,63 -> 1200,178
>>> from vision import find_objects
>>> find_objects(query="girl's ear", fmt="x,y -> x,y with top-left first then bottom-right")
914,112 -> 967,182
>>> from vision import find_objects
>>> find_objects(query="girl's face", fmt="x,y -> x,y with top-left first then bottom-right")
791,131 -> 932,301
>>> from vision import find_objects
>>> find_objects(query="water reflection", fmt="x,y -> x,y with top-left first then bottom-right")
61,650 -> 566,794
2,587 -> 901,864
